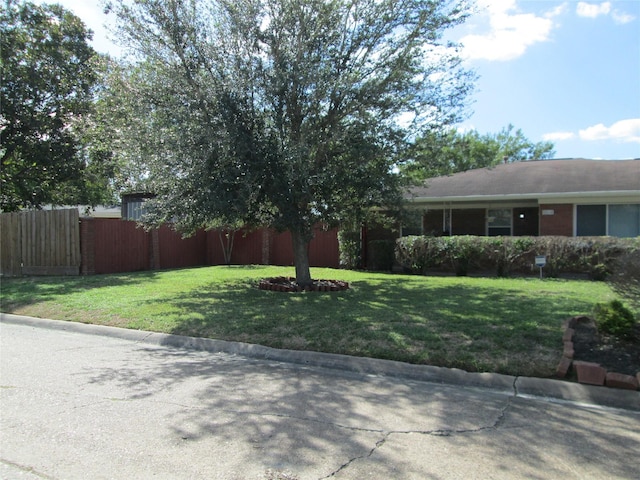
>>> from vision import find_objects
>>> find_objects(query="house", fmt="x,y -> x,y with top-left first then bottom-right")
405,158 -> 640,238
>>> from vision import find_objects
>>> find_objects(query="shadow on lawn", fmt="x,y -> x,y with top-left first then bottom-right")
161,276 -> 594,376
0,271 -> 164,312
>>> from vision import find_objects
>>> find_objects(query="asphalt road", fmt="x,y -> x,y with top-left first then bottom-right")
1,315 -> 639,479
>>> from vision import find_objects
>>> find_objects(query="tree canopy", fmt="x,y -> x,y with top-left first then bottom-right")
1,1 -> 111,211
402,124 -> 556,181
104,0 -> 475,284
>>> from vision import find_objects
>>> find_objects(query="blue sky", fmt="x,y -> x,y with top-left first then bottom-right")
42,0 -> 640,160
450,0 -> 640,159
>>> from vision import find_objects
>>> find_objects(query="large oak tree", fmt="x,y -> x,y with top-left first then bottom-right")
1,1 -> 110,211
106,0 -> 474,285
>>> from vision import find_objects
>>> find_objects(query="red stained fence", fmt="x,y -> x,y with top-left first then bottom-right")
81,218 -> 339,275
90,219 -> 149,274
157,226 -> 208,270
269,227 -> 340,268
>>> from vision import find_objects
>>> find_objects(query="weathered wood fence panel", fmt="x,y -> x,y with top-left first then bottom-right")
0,209 -> 80,276
1,212 -> 22,276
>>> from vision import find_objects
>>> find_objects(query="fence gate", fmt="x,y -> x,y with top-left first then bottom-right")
0,209 -> 81,277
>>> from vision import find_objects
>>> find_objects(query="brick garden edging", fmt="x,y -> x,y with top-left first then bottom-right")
556,315 -> 640,391
258,277 -> 350,292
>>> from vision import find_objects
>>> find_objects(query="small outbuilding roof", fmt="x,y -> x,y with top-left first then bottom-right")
408,158 -> 640,202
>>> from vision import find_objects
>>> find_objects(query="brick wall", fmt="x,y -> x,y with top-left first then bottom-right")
539,204 -> 573,236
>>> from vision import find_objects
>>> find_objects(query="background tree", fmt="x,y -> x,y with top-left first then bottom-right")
106,0 -> 475,285
402,124 -> 555,181
80,58 -> 156,196
1,1 -> 112,211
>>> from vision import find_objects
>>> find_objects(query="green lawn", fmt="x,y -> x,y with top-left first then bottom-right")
0,266 -> 616,377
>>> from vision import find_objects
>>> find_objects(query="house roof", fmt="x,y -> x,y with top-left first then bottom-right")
408,158 -> 640,202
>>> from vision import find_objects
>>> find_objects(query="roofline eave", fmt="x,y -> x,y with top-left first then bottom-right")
408,190 -> 640,204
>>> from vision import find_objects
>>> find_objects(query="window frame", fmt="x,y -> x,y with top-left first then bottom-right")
487,208 -> 512,236
575,203 -> 640,237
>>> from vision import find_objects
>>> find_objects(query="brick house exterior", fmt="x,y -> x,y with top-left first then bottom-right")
405,159 -> 640,238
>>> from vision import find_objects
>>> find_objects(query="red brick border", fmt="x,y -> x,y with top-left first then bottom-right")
556,316 -> 639,391
258,277 -> 350,292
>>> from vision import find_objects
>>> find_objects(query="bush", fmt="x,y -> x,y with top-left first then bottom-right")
594,300 -> 637,337
485,236 -> 535,277
535,236 -> 574,278
395,235 -> 443,274
395,235 -> 638,278
367,239 -> 396,271
338,227 -> 361,269
608,247 -> 640,311
441,236 -> 484,276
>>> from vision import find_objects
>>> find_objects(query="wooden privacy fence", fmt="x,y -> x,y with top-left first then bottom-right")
82,218 -> 340,275
81,218 -> 210,274
0,209 -> 81,277
1,211 -> 340,276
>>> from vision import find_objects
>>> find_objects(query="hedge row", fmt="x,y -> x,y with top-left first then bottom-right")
395,235 -> 640,279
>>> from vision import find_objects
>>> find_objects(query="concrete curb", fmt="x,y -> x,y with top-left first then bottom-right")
2,313 -> 638,411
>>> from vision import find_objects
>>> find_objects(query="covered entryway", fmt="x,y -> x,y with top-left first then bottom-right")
513,207 -> 539,236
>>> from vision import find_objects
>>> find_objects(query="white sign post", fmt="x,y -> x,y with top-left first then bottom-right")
535,255 -> 547,280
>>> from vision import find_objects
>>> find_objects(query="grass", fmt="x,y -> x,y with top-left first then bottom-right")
0,265 -> 616,377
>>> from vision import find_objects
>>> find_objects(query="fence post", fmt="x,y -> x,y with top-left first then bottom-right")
80,217 -> 96,275
149,228 -> 160,270
262,229 -> 272,265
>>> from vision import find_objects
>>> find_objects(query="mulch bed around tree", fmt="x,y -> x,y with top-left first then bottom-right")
572,320 -> 640,377
258,277 -> 350,292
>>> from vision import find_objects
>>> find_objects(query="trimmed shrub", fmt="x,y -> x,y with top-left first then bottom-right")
395,235 -> 638,278
395,235 -> 443,273
338,227 -> 361,269
440,236 -> 485,276
367,239 -> 396,271
484,236 -> 535,277
594,300 -> 637,338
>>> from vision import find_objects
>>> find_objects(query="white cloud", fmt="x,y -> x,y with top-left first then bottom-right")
576,2 -> 636,24
576,2 -> 611,18
542,119 -> 640,145
542,131 -> 575,141
579,119 -> 640,143
459,0 -> 555,61
612,11 -> 636,24
545,3 -> 569,19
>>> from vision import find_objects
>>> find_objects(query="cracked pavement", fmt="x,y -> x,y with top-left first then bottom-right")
1,319 -> 639,479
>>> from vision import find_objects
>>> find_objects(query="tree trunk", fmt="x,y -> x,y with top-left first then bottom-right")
218,229 -> 235,265
291,229 -> 312,287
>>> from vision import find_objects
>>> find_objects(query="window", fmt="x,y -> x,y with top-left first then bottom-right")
576,204 -> 640,237
609,204 -> 640,237
125,200 -> 146,221
576,205 -> 606,236
487,208 -> 511,236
